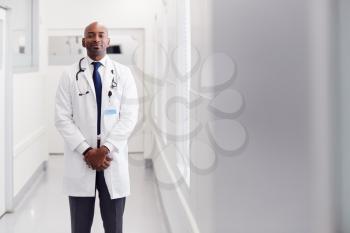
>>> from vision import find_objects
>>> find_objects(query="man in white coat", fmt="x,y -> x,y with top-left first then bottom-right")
55,21 -> 138,233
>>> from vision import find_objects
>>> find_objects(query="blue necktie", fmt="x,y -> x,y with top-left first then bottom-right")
92,62 -> 102,135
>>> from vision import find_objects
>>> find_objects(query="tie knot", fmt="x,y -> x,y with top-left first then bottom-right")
92,61 -> 102,70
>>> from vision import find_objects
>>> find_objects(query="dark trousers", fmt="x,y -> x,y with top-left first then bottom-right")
69,171 -> 126,233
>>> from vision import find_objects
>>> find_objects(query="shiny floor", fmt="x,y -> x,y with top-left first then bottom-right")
0,155 -> 169,233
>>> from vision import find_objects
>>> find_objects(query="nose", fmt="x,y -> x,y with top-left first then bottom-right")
93,34 -> 100,42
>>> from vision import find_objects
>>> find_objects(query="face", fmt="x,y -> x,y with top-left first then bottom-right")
82,23 -> 110,59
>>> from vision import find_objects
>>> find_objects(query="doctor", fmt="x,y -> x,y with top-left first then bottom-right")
55,21 -> 138,233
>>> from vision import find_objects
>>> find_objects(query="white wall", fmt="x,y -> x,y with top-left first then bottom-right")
13,72 -> 48,195
8,0 -> 339,231
12,0 -> 49,198
201,0 -> 336,232
11,0 -> 161,207
43,0 -> 158,158
0,6 -> 8,216
153,0 -> 337,232
337,0 -> 350,232
152,0 -> 215,232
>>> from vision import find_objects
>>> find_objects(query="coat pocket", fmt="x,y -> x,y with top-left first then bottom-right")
64,151 -> 88,178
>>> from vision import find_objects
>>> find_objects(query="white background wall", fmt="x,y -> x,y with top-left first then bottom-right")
42,0 -> 158,157
0,6 -> 8,216
153,0 -> 337,233
11,0 -> 161,207
337,0 -> 350,232
12,0 -> 49,197
7,0 -> 342,232
193,0 -> 336,232
152,0 -> 200,232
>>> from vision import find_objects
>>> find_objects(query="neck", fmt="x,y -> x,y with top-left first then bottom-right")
87,53 -> 106,61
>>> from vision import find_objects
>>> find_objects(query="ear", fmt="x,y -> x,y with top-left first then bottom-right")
82,38 -> 86,48
107,38 -> 110,46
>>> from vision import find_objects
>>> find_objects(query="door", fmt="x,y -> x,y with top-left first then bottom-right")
0,7 -> 6,217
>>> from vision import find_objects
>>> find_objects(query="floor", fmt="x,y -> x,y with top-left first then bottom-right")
0,154 -> 169,233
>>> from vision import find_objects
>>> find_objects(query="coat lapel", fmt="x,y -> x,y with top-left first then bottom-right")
102,57 -> 114,97
81,57 -> 96,98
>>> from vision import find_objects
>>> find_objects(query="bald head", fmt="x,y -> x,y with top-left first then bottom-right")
82,21 -> 110,61
84,21 -> 108,37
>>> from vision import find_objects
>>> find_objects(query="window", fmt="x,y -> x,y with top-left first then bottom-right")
12,0 -> 38,71
176,0 -> 191,186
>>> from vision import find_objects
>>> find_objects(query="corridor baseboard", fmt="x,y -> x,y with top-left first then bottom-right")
12,161 -> 47,211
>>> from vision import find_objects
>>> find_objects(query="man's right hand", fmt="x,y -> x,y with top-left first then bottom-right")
84,148 -> 113,170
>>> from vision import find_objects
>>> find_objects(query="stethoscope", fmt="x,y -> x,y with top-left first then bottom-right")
76,57 -> 119,97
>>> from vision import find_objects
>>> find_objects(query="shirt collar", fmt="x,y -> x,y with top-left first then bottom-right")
86,55 -> 108,67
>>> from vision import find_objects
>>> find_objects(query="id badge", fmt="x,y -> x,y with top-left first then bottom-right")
104,106 -> 119,130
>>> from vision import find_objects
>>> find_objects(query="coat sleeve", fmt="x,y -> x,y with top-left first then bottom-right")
55,70 -> 88,152
104,67 -> 139,153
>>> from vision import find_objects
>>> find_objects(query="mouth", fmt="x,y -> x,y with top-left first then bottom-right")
91,44 -> 101,49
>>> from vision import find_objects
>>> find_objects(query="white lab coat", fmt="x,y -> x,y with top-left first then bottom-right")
55,56 -> 138,199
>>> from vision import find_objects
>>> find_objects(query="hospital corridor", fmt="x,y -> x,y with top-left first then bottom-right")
1,0 -> 350,233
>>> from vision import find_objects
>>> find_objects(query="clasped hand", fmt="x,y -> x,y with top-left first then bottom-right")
84,146 -> 112,171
